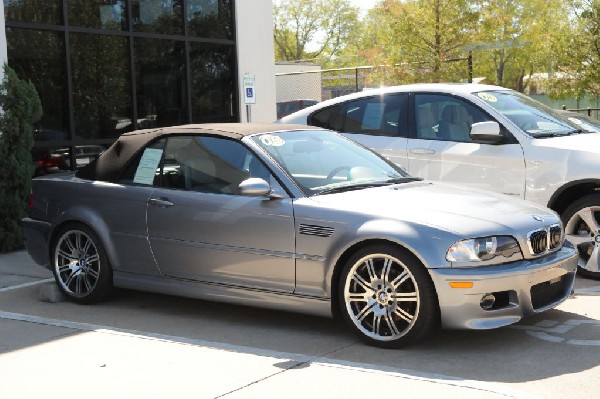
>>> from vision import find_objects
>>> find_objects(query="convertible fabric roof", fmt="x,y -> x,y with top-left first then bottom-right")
76,123 -> 321,182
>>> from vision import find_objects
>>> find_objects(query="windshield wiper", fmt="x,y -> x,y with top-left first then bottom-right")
316,177 -> 423,195
317,182 -> 392,195
533,129 -> 591,138
384,176 -> 423,184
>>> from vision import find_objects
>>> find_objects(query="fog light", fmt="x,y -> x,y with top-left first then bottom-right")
480,294 -> 496,310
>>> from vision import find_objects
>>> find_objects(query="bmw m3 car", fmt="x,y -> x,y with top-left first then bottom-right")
22,123 -> 578,348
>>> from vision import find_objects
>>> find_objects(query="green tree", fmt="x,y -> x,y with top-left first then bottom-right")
474,0 -> 571,91
553,0 -> 600,96
273,0 -> 360,63
0,64 -> 43,252
361,0 -> 479,83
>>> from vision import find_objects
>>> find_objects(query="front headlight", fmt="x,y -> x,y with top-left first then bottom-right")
446,236 -> 522,263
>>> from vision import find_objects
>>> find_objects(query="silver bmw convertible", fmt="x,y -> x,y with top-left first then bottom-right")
22,123 -> 578,348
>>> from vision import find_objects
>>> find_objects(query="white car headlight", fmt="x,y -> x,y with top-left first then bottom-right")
446,236 -> 522,263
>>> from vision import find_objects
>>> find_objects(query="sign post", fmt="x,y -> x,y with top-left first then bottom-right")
243,73 -> 256,122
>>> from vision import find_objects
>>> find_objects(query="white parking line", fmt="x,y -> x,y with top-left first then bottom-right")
0,278 -> 53,293
0,310 -> 537,399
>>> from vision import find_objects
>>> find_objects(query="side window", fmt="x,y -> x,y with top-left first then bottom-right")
119,139 -> 166,186
340,94 -> 407,137
415,94 -> 493,143
308,105 -> 341,130
161,136 -> 272,195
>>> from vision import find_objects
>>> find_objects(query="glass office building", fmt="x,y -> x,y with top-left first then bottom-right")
1,0 -> 273,174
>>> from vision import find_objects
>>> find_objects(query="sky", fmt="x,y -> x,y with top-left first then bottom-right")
273,0 -> 379,16
349,0 -> 379,15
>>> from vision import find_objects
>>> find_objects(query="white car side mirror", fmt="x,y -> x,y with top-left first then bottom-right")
470,121 -> 503,144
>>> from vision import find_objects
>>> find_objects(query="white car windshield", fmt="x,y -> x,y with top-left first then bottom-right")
474,90 -> 592,137
252,130 -> 414,196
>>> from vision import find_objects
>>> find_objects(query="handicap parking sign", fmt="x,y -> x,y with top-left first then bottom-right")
243,74 -> 256,104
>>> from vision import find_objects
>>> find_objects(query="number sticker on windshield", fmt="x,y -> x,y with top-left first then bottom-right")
260,135 -> 286,147
477,92 -> 498,103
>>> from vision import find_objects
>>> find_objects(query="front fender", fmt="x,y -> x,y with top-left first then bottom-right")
320,219 -> 455,297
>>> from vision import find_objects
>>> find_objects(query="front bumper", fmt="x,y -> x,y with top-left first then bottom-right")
429,243 -> 578,330
21,217 -> 52,269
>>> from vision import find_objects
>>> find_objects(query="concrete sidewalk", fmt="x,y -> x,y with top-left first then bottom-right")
0,251 -> 538,398
0,250 -> 52,289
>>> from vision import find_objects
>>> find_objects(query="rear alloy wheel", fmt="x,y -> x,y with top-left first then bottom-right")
562,194 -> 600,280
339,245 -> 438,348
52,224 -> 113,303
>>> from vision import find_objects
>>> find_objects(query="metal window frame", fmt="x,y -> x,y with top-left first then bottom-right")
4,0 -> 239,170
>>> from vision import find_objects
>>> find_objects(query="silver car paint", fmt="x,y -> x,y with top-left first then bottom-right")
279,84 -> 600,208
22,127 -> 578,329
291,181 -> 567,297
147,187 -> 296,292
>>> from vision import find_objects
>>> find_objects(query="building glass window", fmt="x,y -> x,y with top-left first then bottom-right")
132,0 -> 183,35
67,0 -> 128,31
70,33 -> 132,139
3,0 -> 62,24
6,28 -> 68,135
4,0 -> 238,174
189,42 -> 235,123
187,0 -> 233,39
135,38 -> 187,129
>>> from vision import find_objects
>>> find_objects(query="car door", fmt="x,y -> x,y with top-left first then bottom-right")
406,93 -> 526,198
145,135 -> 296,293
309,94 -> 410,171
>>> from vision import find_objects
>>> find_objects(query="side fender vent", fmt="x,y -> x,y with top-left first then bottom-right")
299,224 -> 334,238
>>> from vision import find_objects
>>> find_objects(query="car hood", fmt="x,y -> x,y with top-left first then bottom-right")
304,181 -> 558,237
532,132 -> 600,152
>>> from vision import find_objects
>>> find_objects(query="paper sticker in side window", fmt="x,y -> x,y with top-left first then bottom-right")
133,148 -> 163,185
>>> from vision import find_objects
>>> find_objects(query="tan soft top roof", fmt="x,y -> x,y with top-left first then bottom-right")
77,123 -> 321,182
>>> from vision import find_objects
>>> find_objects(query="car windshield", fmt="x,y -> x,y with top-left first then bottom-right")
251,130 -> 412,196
561,113 -> 600,133
474,90 -> 591,137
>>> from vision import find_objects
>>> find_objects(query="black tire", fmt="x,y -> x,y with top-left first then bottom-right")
338,244 -> 439,348
51,223 -> 113,304
561,194 -> 600,280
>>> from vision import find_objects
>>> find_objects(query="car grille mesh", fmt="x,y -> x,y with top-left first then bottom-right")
527,224 -> 563,256
530,274 -> 571,310
298,224 -> 334,238
529,230 -> 548,255
549,225 -> 562,250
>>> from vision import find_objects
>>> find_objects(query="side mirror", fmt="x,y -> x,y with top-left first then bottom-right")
470,121 -> 503,144
238,178 -> 272,197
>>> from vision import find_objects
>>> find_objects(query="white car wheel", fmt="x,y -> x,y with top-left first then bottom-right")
562,194 -> 600,280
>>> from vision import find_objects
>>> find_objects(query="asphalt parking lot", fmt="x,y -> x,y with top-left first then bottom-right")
1,251 -> 599,399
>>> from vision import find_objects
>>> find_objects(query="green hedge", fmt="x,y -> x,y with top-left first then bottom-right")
0,64 -> 43,252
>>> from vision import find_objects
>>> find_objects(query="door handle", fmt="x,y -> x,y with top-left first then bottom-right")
149,198 -> 174,208
409,148 -> 436,155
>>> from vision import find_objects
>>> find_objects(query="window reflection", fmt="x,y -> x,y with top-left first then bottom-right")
6,28 -> 68,134
71,33 -> 132,139
135,38 -> 187,128
67,0 -> 127,30
187,0 -> 232,39
3,0 -> 62,24
132,0 -> 183,35
190,43 -> 236,123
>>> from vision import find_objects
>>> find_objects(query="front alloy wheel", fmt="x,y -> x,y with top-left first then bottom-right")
53,224 -> 113,303
562,194 -> 600,280
339,245 -> 438,348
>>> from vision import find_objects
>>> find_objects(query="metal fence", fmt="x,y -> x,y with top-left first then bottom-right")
562,106 -> 600,119
276,66 -> 600,122
275,65 -> 408,103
